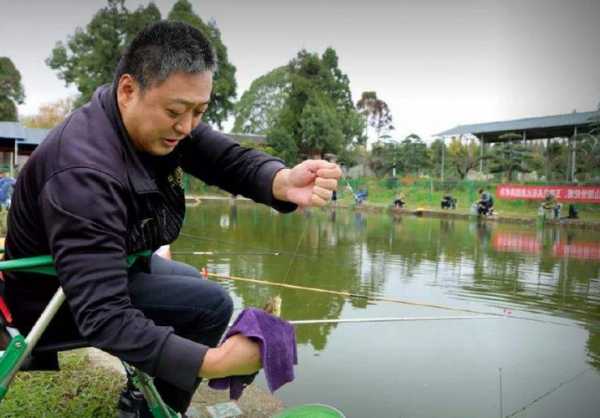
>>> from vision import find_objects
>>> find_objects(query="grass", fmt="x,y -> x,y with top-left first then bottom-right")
336,177 -> 600,220
184,173 -> 600,221
0,350 -> 124,418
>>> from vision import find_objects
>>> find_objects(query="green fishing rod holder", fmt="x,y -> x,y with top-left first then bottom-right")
0,250 -> 180,418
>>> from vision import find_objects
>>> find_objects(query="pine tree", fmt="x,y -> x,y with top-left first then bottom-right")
168,0 -> 237,128
46,0 -> 161,108
0,57 -> 25,121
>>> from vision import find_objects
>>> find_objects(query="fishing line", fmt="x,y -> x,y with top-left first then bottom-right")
504,368 -> 592,418
499,367 -> 503,418
283,209 -> 310,282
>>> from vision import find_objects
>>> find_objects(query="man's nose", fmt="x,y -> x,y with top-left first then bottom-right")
174,113 -> 194,137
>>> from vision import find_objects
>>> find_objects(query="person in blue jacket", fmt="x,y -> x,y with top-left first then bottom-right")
0,172 -> 16,209
3,21 -> 341,417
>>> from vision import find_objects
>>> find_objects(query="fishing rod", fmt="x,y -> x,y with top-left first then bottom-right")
288,315 -> 496,325
180,239 -> 596,302
340,170 -> 359,201
172,250 -> 281,256
202,269 -> 579,328
225,315 -> 497,328
179,232 -> 313,259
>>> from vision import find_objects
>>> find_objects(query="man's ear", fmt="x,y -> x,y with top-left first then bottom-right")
116,74 -> 137,110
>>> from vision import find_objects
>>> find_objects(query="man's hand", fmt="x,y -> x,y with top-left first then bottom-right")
273,160 -> 342,207
199,334 -> 261,379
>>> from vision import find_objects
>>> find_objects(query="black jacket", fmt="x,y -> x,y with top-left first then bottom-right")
4,84 -> 294,391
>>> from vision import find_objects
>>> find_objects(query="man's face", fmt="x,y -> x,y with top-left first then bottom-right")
118,71 -> 213,156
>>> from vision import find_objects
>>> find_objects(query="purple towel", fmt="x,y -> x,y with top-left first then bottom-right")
208,308 -> 298,400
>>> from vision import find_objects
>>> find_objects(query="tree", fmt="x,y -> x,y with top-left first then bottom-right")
356,91 -> 394,141
299,95 -> 345,157
237,139 -> 277,159
369,140 -> 400,177
125,2 -> 162,45
403,135 -> 429,176
575,133 -> 600,180
267,48 -> 364,164
575,109 -> 600,180
266,124 -> 298,164
233,66 -> 289,134
544,141 -> 569,181
21,97 -> 75,128
47,0 -> 160,108
0,57 -> 25,121
429,138 -> 447,179
589,102 -> 600,137
368,134 -> 428,177
168,0 -> 237,128
447,137 -> 482,179
488,133 -> 534,181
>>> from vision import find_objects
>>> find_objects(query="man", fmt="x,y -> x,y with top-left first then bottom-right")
477,188 -> 494,216
355,189 -> 368,205
0,171 -> 16,209
541,192 -> 561,219
3,21 -> 340,416
393,192 -> 406,209
440,194 -> 456,210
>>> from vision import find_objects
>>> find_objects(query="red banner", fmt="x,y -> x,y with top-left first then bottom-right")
492,232 -> 541,254
496,184 -> 600,203
492,233 -> 600,260
553,242 -> 600,260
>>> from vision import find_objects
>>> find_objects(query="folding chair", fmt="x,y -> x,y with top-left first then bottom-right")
0,250 -> 183,418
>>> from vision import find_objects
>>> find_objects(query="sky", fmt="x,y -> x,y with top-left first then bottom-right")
1,0 -> 599,142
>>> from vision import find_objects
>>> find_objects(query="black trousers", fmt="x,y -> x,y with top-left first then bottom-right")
10,254 -> 232,414
127,254 -> 234,414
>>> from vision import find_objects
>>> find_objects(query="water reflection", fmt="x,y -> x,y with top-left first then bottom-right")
175,201 -> 600,379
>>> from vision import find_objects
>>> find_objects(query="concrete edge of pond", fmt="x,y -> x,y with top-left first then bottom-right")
363,204 -> 600,231
185,195 -> 600,232
86,347 -> 285,418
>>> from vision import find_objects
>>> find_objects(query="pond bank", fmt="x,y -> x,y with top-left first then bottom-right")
354,204 -> 600,230
87,348 -> 284,417
188,194 -> 600,231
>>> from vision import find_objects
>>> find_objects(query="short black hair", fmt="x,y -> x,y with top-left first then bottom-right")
114,20 -> 217,90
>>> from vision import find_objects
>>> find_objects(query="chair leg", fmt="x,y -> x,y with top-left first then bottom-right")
0,287 -> 66,402
122,361 -> 181,418
0,332 -> 27,401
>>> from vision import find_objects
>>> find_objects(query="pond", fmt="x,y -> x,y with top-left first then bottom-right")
174,200 -> 600,418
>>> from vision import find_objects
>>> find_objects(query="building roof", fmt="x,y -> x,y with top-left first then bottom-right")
227,132 -> 267,144
0,121 -> 267,148
0,122 -> 49,146
436,110 -> 599,142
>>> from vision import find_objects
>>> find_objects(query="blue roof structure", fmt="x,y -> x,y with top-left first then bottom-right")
0,122 -> 49,146
436,110 -> 599,142
0,122 -> 267,148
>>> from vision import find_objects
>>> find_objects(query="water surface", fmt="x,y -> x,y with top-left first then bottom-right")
174,201 -> 600,418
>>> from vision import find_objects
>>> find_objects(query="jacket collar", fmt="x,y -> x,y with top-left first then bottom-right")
97,84 -> 158,194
